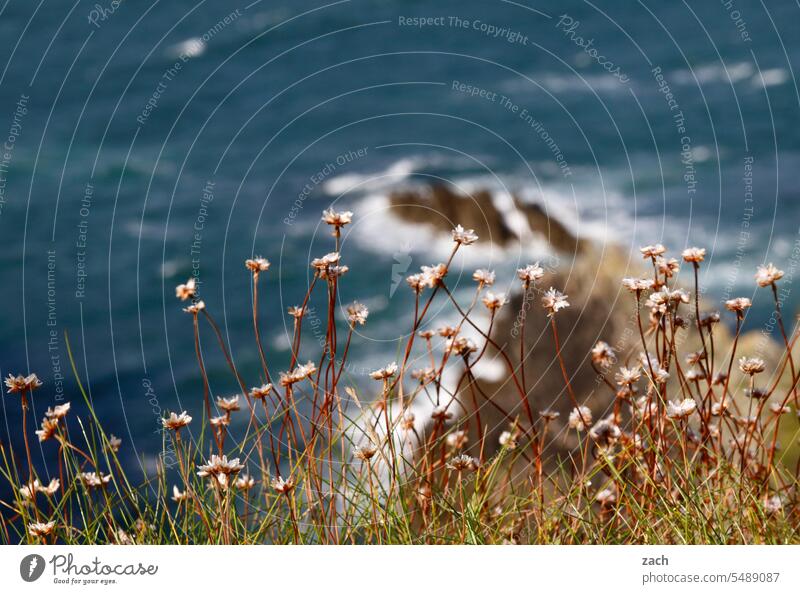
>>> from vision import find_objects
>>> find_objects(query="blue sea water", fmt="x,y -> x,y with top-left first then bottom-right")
1,0 -> 799,475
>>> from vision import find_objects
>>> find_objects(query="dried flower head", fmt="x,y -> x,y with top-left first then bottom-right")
755,263 -> 784,287
640,244 -> 666,259
171,485 -> 189,503
81,472 -> 112,489
499,431 -> 518,449
446,336 -> 477,356
517,263 -> 544,286
210,416 -> 230,428
346,301 -> 369,326
446,453 -> 478,472
446,429 -> 468,449
250,383 -> 273,400
406,273 -> 426,293
667,398 -> 697,419
452,224 -> 478,245
595,488 -> 617,507
656,256 -> 680,278
279,362 -> 317,386
28,521 -> 56,538
472,268 -> 495,286
197,455 -> 244,489
5,373 -> 42,393
615,366 -> 642,387
45,402 -> 70,419
622,277 -> 654,293
568,406 -> 592,431
770,402 -> 791,415
217,396 -> 240,413
591,341 -> 616,368
162,411 -> 192,430
541,288 -> 569,316
418,329 -> 435,340
38,478 -> 60,496
481,290 -> 507,312
311,252 -> 340,270
738,357 -> 766,376
354,443 -> 378,461
287,305 -> 306,319
322,208 -> 353,229
589,418 -> 621,448
431,405 -> 453,422
437,325 -> 458,338
410,366 -> 436,384
271,475 -> 296,495
19,480 -> 41,500
235,474 -> 256,491
35,417 -> 59,442
681,247 -> 706,263
369,362 -> 398,381
108,434 -> 122,453
725,297 -> 752,314
540,409 -> 560,421
175,278 -> 196,301
764,495 -> 783,515
421,263 -> 448,287
183,300 -> 206,315
245,257 -> 271,274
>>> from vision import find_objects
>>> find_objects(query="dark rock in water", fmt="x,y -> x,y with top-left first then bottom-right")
387,183 -> 587,253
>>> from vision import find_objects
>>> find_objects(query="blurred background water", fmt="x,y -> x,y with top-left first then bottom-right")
1,0 -> 799,477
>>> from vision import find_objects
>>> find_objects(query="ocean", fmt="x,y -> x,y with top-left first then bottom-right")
1,0 -> 799,475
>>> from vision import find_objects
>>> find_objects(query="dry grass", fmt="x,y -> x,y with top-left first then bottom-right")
2,210 -> 799,544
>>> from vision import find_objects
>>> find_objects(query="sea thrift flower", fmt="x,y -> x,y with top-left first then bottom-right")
568,406 -> 592,431
446,429 -> 468,449
745,387 -> 769,399
245,257 -> 270,274
591,341 -> 616,368
5,373 -> 42,393
322,208 -> 353,229
615,366 -> 641,387
410,366 -> 436,383
622,277 -> 653,293
667,398 -> 697,419
216,395 -> 240,413
279,362 -> 317,386
541,288 -> 569,316
499,431 -> 518,449
517,263 -> 544,286
446,336 -> 477,356
738,357 -> 766,375
589,418 -> 621,447
319,264 -> 349,280
175,278 -> 196,301
235,474 -> 256,491
210,416 -> 230,428
725,297 -> 752,314
35,418 -> 59,442
19,480 -> 40,500
640,244 -> 666,259
406,273 -> 426,293
431,405 -> 453,422
81,472 -> 112,489
28,521 -> 55,538
346,302 -> 369,326
451,224 -> 478,245
472,268 -> 495,286
108,435 -> 122,453
45,402 -> 70,419
446,454 -> 478,472
369,362 -> 398,381
764,495 -> 783,515
681,247 -> 706,263
540,409 -> 560,421
482,291 -> 507,311
421,264 -> 448,287
595,488 -> 617,506
287,305 -> 306,319
311,252 -> 340,270
197,455 -> 244,489
250,384 -> 273,400
183,300 -> 205,314
271,475 -> 296,495
354,443 -> 378,461
770,402 -> 791,415
38,478 -> 60,496
418,329 -> 435,339
437,325 -> 458,338
656,257 -> 680,278
755,263 -> 784,287
162,411 -> 192,430
401,411 -> 416,431
171,486 -> 189,502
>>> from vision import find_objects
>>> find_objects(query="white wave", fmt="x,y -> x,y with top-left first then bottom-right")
167,38 -> 205,59
322,158 -> 419,196
671,61 -> 754,85
753,68 -> 789,88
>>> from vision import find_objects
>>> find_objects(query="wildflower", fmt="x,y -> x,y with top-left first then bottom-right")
410,366 -> 436,383
216,395 -> 240,413
437,325 -> 458,338
764,495 -> 783,515
589,418 -> 621,447
250,384 -> 273,400
108,434 -> 122,453
473,268 -> 495,286
322,208 -> 353,229
431,405 -> 453,422
755,263 -> 784,287
685,350 -> 705,366
651,365 -> 670,384
482,291 -> 507,311
568,406 -> 592,431
699,311 -> 721,327
20,480 -> 40,500
38,478 -> 60,496
517,263 -> 544,286
401,411 -> 416,431
311,252 -> 340,270
541,288 -> 569,316
115,529 -> 134,545
369,362 -> 398,381
420,263 -> 448,287
712,372 -> 728,386
745,387 -> 769,399
172,485 -> 189,502
667,288 -> 690,305
615,366 -> 641,387
738,357 -> 766,375
175,278 -> 196,301
622,277 -> 653,293
162,411 -> 192,430
446,454 -> 478,472
279,362 -> 317,386
446,429 -> 468,449
446,336 -> 477,356
287,305 -> 305,319
667,398 -> 697,419
656,256 -> 680,278
681,247 -> 706,263
35,418 -> 59,442
354,443 -> 378,461
640,244 -> 666,259
28,521 -> 55,538
81,472 -> 112,489
591,341 -> 616,368
45,402 -> 70,419
210,416 -> 230,428
499,431 -> 518,449
235,474 -> 256,491
725,297 -> 752,314
5,373 -> 42,393
418,329 -> 435,339
711,400 -> 729,416
645,290 -> 669,314
244,257 -> 270,274
406,273 -> 426,293
346,302 -> 369,326
539,409 -> 560,421
451,224 -> 478,245
634,396 -> 658,419
595,488 -> 617,507
319,264 -> 349,280
685,369 -> 706,382
197,455 -> 244,489
770,402 -> 791,415
183,300 -> 205,314
271,475 -> 296,494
